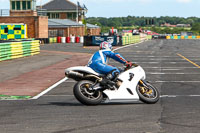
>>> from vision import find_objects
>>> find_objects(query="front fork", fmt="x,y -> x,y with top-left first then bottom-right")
139,80 -> 151,94
139,80 -> 148,87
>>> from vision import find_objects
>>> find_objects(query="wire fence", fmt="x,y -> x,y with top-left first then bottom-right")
0,9 -> 47,16
0,9 -> 10,16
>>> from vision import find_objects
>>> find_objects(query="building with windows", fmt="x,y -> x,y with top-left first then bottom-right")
161,23 -> 176,27
48,19 -> 101,37
39,0 -> 100,36
176,24 -> 191,27
0,0 -> 99,40
0,0 -> 48,39
10,0 -> 37,16
37,0 -> 87,22
48,19 -> 85,37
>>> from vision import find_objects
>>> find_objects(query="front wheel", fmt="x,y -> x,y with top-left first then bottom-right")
136,81 -> 160,104
73,80 -> 103,106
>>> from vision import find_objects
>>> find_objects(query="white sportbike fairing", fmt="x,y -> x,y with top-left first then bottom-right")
103,66 -> 145,102
65,64 -> 160,105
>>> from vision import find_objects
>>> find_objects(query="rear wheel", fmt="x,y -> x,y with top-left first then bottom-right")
136,81 -> 160,104
73,80 -> 103,106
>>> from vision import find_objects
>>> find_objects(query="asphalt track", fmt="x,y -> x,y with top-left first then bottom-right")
0,40 -> 200,133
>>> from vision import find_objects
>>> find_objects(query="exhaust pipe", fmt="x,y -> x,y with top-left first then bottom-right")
65,71 -> 84,79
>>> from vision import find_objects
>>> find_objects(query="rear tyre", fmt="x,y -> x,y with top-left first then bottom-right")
136,82 -> 160,104
73,80 -> 103,106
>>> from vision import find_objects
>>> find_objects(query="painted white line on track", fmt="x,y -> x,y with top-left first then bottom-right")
2,94 -> 200,101
110,61 -> 195,64
43,95 -> 74,97
155,81 -> 200,83
36,94 -> 200,98
135,59 -> 200,61
64,80 -> 76,83
32,77 -> 68,100
124,56 -> 200,58
144,67 -> 198,69
113,41 -> 145,51
136,62 -> 194,64
162,69 -> 181,71
148,73 -> 200,75
161,95 -> 200,98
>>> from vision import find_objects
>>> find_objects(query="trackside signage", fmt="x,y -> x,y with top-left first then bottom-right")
92,36 -> 118,46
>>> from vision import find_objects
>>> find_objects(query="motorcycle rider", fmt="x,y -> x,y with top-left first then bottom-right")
87,41 -> 132,86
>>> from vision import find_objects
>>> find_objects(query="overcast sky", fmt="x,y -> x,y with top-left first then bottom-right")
0,0 -> 199,18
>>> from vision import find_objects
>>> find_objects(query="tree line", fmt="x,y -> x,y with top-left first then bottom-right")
86,16 -> 200,34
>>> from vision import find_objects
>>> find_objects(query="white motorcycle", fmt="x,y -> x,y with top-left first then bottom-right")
65,64 -> 160,105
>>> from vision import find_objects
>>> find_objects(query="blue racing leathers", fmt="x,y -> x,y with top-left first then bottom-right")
87,50 -> 128,76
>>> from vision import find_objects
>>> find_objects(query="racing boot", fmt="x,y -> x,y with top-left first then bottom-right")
100,71 -> 119,89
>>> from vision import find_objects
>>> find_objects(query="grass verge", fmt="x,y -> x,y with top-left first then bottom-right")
0,95 -> 31,100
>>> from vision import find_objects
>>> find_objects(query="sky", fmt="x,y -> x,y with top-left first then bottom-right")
0,0 -> 199,18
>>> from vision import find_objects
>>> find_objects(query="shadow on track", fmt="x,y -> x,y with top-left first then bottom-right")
38,101 -> 144,107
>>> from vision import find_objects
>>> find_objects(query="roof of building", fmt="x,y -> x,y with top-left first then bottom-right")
48,19 -> 100,29
48,19 -> 84,28
176,24 -> 191,27
86,23 -> 100,29
42,0 -> 83,10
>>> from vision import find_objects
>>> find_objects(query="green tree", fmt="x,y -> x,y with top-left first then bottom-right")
191,23 -> 200,31
187,19 -> 194,25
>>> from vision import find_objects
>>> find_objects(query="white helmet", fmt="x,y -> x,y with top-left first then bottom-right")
100,41 -> 112,50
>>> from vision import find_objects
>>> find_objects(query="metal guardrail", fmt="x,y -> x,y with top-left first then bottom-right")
36,8 -> 47,16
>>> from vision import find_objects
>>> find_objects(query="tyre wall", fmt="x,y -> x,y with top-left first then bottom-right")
0,40 -> 40,62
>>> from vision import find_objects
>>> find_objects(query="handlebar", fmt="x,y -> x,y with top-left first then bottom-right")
117,63 -> 139,72
125,63 -> 139,70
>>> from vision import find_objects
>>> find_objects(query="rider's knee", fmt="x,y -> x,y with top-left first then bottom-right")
107,69 -> 120,80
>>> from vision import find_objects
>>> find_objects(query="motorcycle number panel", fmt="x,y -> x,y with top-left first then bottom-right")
103,66 -> 145,101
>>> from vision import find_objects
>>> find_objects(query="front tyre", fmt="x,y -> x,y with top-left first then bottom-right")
73,80 -> 103,106
136,81 -> 160,104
